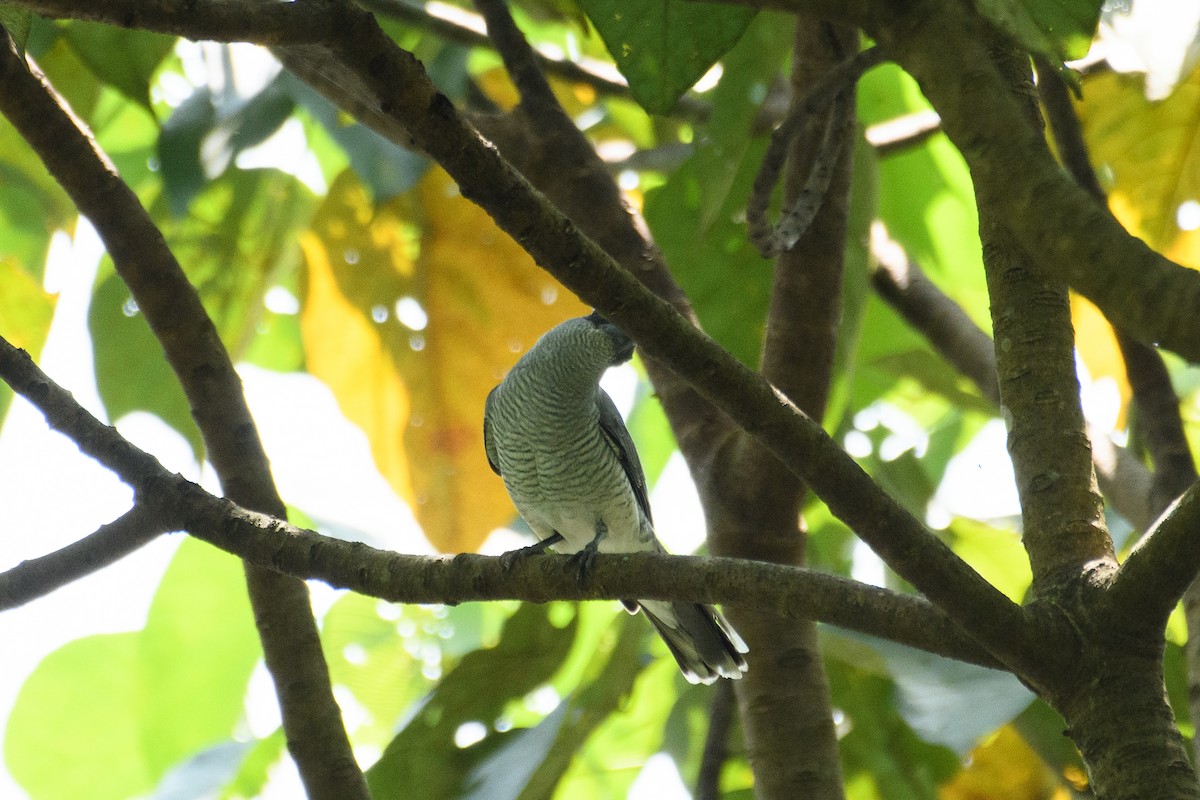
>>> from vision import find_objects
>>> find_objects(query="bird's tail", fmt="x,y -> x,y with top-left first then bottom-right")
635,599 -> 748,684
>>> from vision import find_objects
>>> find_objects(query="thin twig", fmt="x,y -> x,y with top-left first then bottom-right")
0,505 -> 169,610
747,45 -> 886,257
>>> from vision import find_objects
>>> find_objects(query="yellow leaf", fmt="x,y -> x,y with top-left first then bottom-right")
1077,65 -> 1200,262
940,726 -> 1071,800
300,168 -> 586,553
1070,293 -> 1130,429
299,172 -> 416,506
0,257 -> 55,352
400,168 -> 587,552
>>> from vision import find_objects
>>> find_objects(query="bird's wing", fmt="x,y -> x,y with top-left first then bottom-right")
483,386 -> 502,476
596,388 -> 652,525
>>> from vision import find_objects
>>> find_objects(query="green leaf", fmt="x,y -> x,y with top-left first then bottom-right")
60,21 -> 174,112
464,615 -> 646,800
0,4 -> 32,52
970,0 -> 1102,61
644,12 -> 792,365
89,270 -> 204,456
577,0 -> 756,114
825,654 -> 960,798
367,603 -> 578,799
6,633 -> 152,800
5,539 -> 259,799
138,538 -> 260,775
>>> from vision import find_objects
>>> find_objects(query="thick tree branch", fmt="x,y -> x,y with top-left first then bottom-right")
1107,482 -> 1200,635
0,505 -> 168,610
975,38 -> 1111,595
0,334 -> 1001,668
871,225 -> 1157,534
0,34 -> 367,799
853,0 -> 1200,363
1035,59 -> 1199,510
1034,60 -> 1200,659
3,0 -> 341,43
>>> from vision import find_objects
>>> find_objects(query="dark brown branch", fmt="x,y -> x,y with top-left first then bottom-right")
1035,59 -> 1200,643
2,0 -> 341,43
694,680 -> 736,800
0,35 -> 367,800
1108,482 -> 1200,633
710,20 -> 856,800
0,505 -> 168,610
0,334 -> 1000,668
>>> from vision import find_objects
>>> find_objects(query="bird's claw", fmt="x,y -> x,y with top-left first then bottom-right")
570,540 -> 600,583
499,533 -> 564,572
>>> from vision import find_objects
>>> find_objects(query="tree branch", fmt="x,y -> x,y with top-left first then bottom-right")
239,4 -> 1057,681
870,224 -> 1157,534
2,0 -> 341,43
976,38 -> 1111,594
360,0 -> 712,120
0,333 -> 1001,669
0,505 -> 168,610
0,33 -> 367,799
1034,58 -> 1199,510
854,0 -> 1200,363
706,20 -> 857,800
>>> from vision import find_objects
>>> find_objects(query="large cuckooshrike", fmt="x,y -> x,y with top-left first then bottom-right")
484,312 -> 747,683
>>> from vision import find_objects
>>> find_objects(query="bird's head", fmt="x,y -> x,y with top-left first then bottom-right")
518,312 -> 635,379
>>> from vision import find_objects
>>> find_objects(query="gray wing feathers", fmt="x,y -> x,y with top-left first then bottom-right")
639,599 -> 748,684
483,386 -> 501,476
595,388 -> 652,524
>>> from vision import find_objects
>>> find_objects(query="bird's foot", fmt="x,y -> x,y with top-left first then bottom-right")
570,522 -> 607,583
568,542 -> 600,583
499,533 -> 564,572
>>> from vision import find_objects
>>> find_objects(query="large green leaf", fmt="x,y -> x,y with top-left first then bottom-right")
367,603 -> 578,799
577,0 -> 756,114
5,539 -> 259,799
971,0 -> 1103,61
89,269 -> 203,455
0,4 -> 31,52
643,12 -> 792,366
60,21 -> 174,112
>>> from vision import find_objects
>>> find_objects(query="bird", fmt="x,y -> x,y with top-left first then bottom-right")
483,311 -> 747,684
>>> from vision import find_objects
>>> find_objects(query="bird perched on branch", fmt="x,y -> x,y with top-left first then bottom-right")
483,311 -> 747,684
